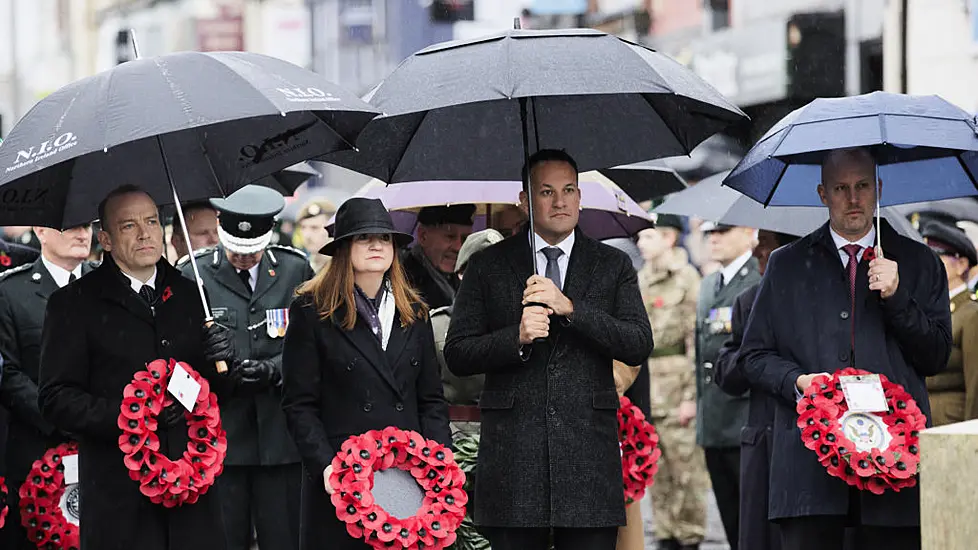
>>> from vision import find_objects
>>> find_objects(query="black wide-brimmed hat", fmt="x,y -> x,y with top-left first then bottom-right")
321,197 -> 413,256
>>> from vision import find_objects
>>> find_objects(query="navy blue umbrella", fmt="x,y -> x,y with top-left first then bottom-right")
723,92 -> 978,208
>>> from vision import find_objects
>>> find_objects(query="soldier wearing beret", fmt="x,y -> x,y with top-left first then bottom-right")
295,198 -> 336,274
402,204 -> 475,309
178,185 -> 314,550
921,221 -> 978,426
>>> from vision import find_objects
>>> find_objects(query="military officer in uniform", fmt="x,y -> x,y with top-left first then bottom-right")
695,222 -> 759,550
0,224 -> 94,550
635,215 -> 709,550
920,221 -> 978,426
178,185 -> 314,550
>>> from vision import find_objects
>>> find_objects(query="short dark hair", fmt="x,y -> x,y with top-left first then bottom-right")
521,149 -> 579,195
774,231 -> 797,248
97,184 -> 153,229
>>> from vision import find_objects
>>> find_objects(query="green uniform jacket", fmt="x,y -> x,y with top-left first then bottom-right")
695,257 -> 760,448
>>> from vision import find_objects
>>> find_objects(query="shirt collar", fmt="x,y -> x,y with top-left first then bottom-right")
830,226 -> 877,253
531,230 -> 575,257
122,266 -> 157,294
950,283 -> 970,300
720,250 -> 753,285
40,255 -> 82,289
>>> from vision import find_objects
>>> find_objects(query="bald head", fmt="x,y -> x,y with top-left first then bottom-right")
821,147 -> 875,182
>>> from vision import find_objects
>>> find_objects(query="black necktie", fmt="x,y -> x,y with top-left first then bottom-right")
715,272 -> 725,294
238,269 -> 252,294
67,273 -> 76,284
139,285 -> 156,305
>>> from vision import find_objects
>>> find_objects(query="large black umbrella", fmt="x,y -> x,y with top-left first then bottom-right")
324,26 -> 745,262
0,51 -> 379,229
598,160 -> 687,202
0,43 -> 379,370
255,162 -> 322,196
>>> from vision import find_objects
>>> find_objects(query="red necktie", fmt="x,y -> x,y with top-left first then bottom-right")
842,244 -> 861,357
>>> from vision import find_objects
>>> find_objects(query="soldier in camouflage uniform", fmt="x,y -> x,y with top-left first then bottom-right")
636,215 -> 709,550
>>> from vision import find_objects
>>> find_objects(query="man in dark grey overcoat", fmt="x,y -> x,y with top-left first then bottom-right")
445,149 -> 653,550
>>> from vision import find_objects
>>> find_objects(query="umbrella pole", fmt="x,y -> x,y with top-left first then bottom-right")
159,136 -> 229,374
876,164 -> 884,259
519,97 -> 539,272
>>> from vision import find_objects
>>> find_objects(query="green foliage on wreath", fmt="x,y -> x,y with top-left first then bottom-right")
448,431 -> 490,550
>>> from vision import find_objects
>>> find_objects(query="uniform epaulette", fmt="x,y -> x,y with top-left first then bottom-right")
268,244 -> 308,259
0,263 -> 32,280
176,246 -> 216,267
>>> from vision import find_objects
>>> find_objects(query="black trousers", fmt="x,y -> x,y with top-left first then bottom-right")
704,447 -> 740,550
779,515 -> 920,550
483,526 -> 619,550
217,463 -> 302,550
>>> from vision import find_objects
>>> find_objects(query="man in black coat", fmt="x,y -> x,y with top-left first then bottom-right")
0,223 -> 95,549
37,185 -> 238,550
713,229 -> 796,550
445,149 -> 654,550
179,185 -> 314,550
402,204 -> 475,309
738,147 -> 951,550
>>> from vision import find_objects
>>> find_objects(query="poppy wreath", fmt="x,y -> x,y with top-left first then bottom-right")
0,475 -> 7,529
17,442 -> 80,550
117,358 -> 227,507
796,367 -> 925,494
618,396 -> 661,503
328,427 -> 468,550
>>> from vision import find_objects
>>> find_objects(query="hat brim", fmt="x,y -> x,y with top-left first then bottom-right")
319,227 -> 414,256
218,225 -> 272,255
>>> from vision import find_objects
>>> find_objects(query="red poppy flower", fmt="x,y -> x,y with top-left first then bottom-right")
865,476 -> 889,495
0,254 -> 11,267
849,451 -> 877,477
346,522 -> 365,539
161,286 -> 173,302
862,247 -> 876,263
870,449 -> 897,472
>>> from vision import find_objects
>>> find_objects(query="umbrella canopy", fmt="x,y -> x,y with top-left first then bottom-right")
329,171 -> 654,240
324,27 -> 746,183
0,51 -> 379,228
891,197 -> 978,226
255,162 -> 322,196
723,91 -> 978,207
598,160 -> 687,202
655,171 -> 922,241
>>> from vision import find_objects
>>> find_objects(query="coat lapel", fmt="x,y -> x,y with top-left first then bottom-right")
96,258 -> 155,326
32,260 -> 61,300
213,251 -> 252,301
715,257 -> 758,303
562,229 -> 599,304
505,229 -> 535,287
384,311 -> 409,366
252,254 -> 280,303
336,308 -> 405,398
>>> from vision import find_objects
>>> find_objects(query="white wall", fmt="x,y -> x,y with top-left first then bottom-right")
884,0 -> 978,113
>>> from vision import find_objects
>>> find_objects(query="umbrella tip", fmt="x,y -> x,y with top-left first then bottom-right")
513,17 -> 521,30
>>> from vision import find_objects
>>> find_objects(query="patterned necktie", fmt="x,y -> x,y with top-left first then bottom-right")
138,284 -> 156,305
238,269 -> 252,294
842,244 -> 861,357
542,247 -> 564,290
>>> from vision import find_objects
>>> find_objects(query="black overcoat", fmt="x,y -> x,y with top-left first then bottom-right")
281,294 -> 451,550
37,256 -> 229,550
739,221 -> 951,526
444,228 -> 653,528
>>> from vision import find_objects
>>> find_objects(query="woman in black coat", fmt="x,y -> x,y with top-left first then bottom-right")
281,198 -> 451,550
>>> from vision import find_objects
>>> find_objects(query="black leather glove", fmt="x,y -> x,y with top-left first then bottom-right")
202,322 -> 235,364
160,403 -> 187,429
230,359 -> 281,389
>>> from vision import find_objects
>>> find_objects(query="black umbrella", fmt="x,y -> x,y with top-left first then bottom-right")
255,162 -> 322,196
324,25 -> 745,265
598,160 -> 687,202
891,197 -> 978,227
0,34 -> 379,370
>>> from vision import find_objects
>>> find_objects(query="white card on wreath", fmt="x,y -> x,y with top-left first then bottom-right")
167,363 -> 201,412
63,453 -> 79,485
839,374 -> 888,413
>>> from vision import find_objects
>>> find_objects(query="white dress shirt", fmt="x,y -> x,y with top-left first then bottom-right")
238,264 -> 260,291
531,231 -> 575,289
122,266 -> 158,293
41,256 -> 82,289
718,250 -> 753,287
829,226 -> 877,267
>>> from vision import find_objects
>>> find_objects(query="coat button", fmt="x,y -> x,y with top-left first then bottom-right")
395,402 -> 404,412
250,307 -> 257,314
548,406 -> 556,416
840,311 -> 850,320
549,363 -> 557,373
411,358 -> 419,367
839,352 -> 849,362
346,360 -> 355,372
252,333 -> 258,340
160,339 -> 169,347
363,403 -> 373,413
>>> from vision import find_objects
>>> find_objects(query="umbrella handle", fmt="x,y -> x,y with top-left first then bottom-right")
204,318 -> 229,374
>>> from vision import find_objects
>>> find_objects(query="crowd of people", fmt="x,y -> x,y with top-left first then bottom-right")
0,142 -> 973,550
